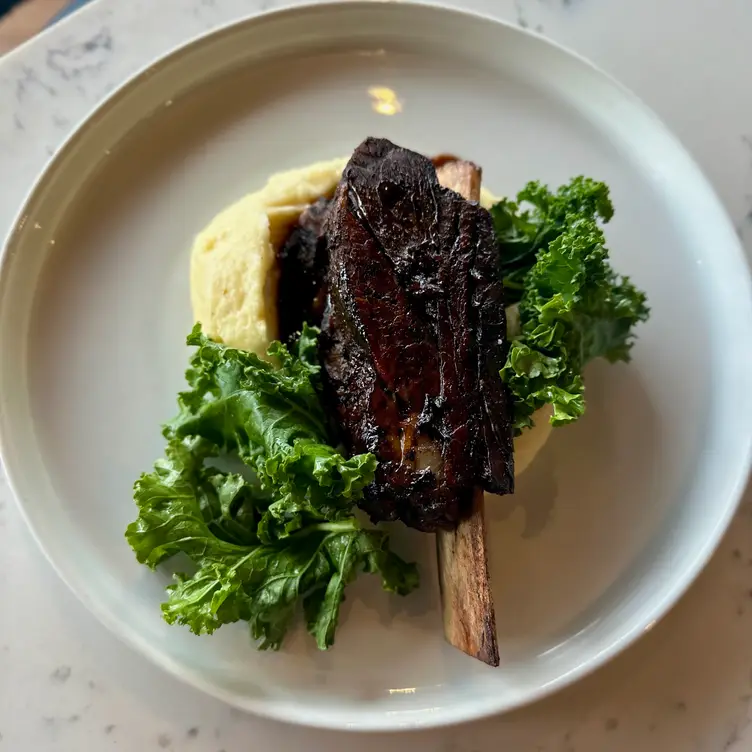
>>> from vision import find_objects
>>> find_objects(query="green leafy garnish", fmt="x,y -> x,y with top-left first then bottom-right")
126,325 -> 418,650
493,179 -> 649,433
491,177 -> 614,305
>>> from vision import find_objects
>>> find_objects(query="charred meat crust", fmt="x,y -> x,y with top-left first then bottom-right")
276,197 -> 331,344
318,138 -> 514,531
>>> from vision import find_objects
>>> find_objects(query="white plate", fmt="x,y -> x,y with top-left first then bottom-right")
1,0 -> 751,732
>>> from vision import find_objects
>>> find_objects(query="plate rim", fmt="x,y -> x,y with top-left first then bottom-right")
1,0 -> 751,732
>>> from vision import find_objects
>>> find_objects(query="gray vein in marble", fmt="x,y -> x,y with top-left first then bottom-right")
105,724 -> 115,734
724,723 -> 742,750
513,0 -> 546,34
722,674 -> 752,748
51,113 -> 71,130
50,666 -> 71,684
157,733 -> 172,748
15,65 -> 57,101
46,29 -> 113,81
41,700 -> 92,730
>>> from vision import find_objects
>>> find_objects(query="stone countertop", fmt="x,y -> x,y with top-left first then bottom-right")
1,1 -> 751,750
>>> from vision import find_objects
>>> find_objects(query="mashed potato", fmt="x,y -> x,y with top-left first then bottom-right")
190,157 -> 551,475
190,157 -> 348,356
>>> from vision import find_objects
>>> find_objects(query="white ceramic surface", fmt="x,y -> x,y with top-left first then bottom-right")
1,1 -> 750,732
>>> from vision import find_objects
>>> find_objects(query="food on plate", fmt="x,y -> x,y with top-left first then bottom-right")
127,137 -> 648,657
491,176 -> 648,433
191,157 -> 498,356
191,155 -> 551,473
319,140 -> 514,532
190,157 -> 347,355
430,156 -> 509,665
126,325 -> 417,650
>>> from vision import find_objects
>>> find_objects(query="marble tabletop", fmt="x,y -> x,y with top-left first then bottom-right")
1,0 -> 752,750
